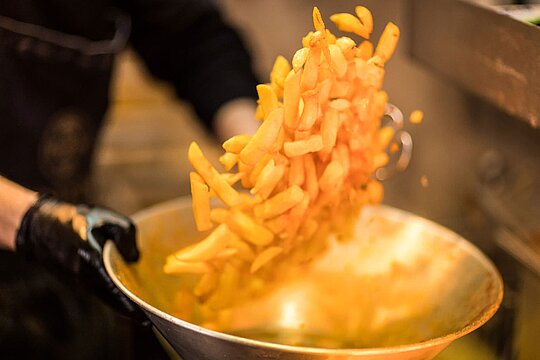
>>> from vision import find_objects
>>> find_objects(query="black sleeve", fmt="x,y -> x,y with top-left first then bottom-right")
117,0 -> 259,133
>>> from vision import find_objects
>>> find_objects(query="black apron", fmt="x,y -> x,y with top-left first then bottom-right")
0,12 -> 129,201
0,12 -> 161,360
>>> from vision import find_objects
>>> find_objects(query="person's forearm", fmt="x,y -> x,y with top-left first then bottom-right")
0,176 -> 38,250
124,0 -> 259,132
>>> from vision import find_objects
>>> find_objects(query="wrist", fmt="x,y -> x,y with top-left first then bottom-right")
0,177 -> 38,250
213,98 -> 258,142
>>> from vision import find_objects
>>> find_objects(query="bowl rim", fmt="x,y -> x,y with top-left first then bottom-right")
104,196 -> 504,356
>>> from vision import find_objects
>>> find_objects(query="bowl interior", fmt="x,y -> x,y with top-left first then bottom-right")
106,198 -> 502,352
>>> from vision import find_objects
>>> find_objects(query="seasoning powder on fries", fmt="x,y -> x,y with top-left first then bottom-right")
165,5 -> 401,316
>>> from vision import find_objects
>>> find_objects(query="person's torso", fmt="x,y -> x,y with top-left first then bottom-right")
0,0 -> 129,201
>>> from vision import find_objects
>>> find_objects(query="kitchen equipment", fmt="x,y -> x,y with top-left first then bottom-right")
476,152 -> 540,360
104,197 -> 503,360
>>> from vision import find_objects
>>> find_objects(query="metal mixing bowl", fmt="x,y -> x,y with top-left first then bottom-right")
104,197 -> 503,360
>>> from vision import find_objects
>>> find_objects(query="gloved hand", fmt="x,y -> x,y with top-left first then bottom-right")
15,194 -> 149,326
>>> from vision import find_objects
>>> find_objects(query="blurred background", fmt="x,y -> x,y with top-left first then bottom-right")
82,0 -> 538,359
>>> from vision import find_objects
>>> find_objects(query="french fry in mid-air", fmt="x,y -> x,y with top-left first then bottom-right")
330,13 -> 370,39
251,246 -> 283,273
270,55 -> 291,98
283,69 -> 302,129
240,108 -> 284,165
164,258 -> 212,274
188,142 -> 241,207
218,152 -> 238,172
190,172 -> 212,231
171,223 -> 231,262
355,6 -> 373,34
283,135 -> 323,157
256,84 -> 280,119
292,48 -> 309,71
251,160 -> 286,200
222,134 -> 252,154
409,110 -> 424,124
254,185 -> 304,219
375,22 -> 400,62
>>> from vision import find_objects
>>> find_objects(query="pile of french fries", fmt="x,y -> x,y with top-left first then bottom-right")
165,6 -> 402,312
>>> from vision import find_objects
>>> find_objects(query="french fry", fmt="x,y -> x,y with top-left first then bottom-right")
375,22 -> 400,62
367,180 -> 384,204
228,236 -> 255,261
222,134 -> 252,153
301,42 -> 321,91
329,44 -> 348,78
188,142 -> 241,207
312,6 -> 326,33
329,98 -> 351,111
205,263 -> 239,310
214,248 -> 239,261
312,7 -> 332,66
355,6 -> 373,34
288,156 -> 305,187
248,153 -> 273,185
373,152 -> 390,169
300,218 -> 319,240
320,108 -> 339,156
302,31 -> 314,48
303,153 -> 319,202
292,48 -> 309,71
251,246 -> 283,273
409,110 -> 424,124
240,108 -> 284,165
254,185 -> 304,220
194,272 -> 219,298
255,104 -> 265,121
234,193 -> 259,212
264,214 -> 289,235
283,135 -> 323,157
238,160 -> 253,188
330,13 -> 370,39
283,69 -> 302,129
219,152 -> 238,172
221,172 -> 243,186
325,29 -> 337,45
210,207 -> 229,224
227,209 -> 274,246
172,224 -> 230,262
329,80 -> 351,99
270,55 -> 291,89
211,208 -> 273,246
294,129 -> 311,141
346,60 -> 357,81
319,160 -> 345,192
336,36 -> 356,53
378,127 -> 395,148
252,161 -> 286,200
256,84 -> 279,119
317,78 -> 333,107
190,172 -> 212,231
337,142 -> 350,177
298,89 -> 319,131
271,126 -> 286,153
374,90 -> 389,118
285,193 -> 310,241
164,258 -> 211,274
357,41 -> 373,60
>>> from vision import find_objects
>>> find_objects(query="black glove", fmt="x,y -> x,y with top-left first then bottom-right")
15,194 -> 149,326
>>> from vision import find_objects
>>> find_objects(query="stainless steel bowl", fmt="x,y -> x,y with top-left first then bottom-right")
104,197 -> 503,360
